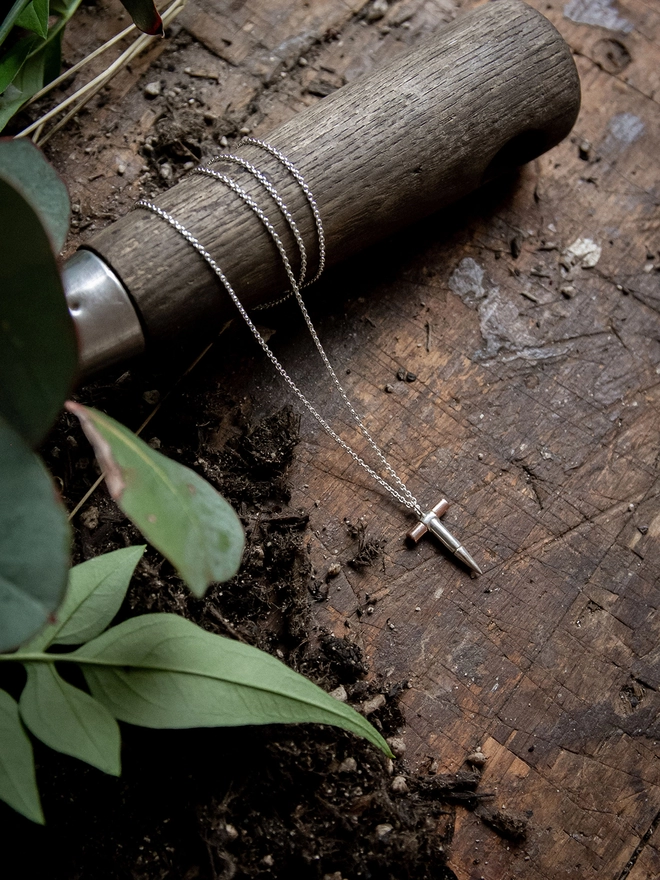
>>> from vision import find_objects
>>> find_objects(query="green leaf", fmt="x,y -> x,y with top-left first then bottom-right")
0,179 -> 77,447
0,688 -> 44,824
66,404 -> 245,597
19,663 -> 121,776
0,33 -> 39,94
0,138 -> 70,252
118,0 -> 163,36
16,0 -> 49,39
41,24 -> 62,86
0,415 -> 70,652
24,546 -> 145,651
0,0 -> 33,49
74,614 -> 392,756
0,41 -> 46,132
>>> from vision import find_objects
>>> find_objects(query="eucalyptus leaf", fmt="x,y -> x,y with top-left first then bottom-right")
66,404 -> 245,597
23,545 -> 145,652
16,0 -> 49,39
74,614 -> 392,756
19,663 -> 121,776
0,688 -> 44,824
0,138 -> 70,252
118,0 -> 163,36
0,39 -> 46,132
0,415 -> 70,652
0,0 -> 33,48
0,179 -> 77,447
0,33 -> 38,94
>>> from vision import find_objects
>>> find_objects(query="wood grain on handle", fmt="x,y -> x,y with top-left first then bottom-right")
86,0 -> 580,343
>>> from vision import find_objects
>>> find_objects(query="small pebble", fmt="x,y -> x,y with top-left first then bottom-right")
143,389 -> 160,405
391,775 -> 409,794
415,606 -> 421,612
239,126 -> 251,135
477,452 -> 484,460
362,694 -> 386,715
578,139 -> 593,161
338,757 -> 357,773
225,823 -> 238,840
387,736 -> 406,757
385,758 -> 394,775
143,81 -> 161,97
261,855 -> 274,867
466,749 -> 487,768
219,136 -> 229,148
384,383 -> 394,393
159,163 -> 172,181
298,56 -> 308,66
81,506 -> 99,530
560,285 -> 575,298
326,561 -> 342,579
366,0 -> 388,21
147,437 -> 161,449
638,525 -> 649,535
628,502 -> 635,512
375,823 -> 393,839
366,605 -> 375,615
183,161 -> 195,171
329,684 -> 348,702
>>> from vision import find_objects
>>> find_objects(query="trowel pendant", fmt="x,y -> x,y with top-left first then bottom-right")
407,500 -> 482,574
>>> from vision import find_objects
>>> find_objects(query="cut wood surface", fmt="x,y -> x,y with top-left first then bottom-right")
87,0 -> 579,343
47,0 -> 660,877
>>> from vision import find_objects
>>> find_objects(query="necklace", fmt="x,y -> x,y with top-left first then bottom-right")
135,139 -> 481,574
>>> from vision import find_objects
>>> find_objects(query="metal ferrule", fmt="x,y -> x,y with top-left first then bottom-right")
62,249 -> 145,377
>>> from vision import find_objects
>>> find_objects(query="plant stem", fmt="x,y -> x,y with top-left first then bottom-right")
0,652 -> 110,667
24,14 -> 135,107
0,0 -> 33,49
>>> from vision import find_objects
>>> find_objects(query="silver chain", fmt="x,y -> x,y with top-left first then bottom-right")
135,141 -> 422,517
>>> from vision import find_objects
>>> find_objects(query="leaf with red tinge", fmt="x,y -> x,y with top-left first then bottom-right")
66,403 -> 244,597
118,0 -> 164,36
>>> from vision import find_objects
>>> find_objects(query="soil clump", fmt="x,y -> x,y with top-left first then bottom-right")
2,358 -> 496,878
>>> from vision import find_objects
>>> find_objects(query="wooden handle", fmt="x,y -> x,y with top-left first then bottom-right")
86,0 -> 580,344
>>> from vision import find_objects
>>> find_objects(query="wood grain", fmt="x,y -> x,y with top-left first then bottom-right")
48,0 -> 660,877
86,0 -> 579,344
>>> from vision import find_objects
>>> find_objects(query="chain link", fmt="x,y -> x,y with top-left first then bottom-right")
134,143 -> 423,517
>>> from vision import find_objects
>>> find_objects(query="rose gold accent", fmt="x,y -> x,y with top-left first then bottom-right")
406,498 -> 450,543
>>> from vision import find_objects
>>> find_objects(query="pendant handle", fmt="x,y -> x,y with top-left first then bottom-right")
67,0 -> 580,375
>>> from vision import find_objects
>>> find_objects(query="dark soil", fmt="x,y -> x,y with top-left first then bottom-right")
0,8 -> 513,874
1,352 -> 498,879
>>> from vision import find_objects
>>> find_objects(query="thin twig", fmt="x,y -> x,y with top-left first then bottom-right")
16,0 -> 185,141
24,19 -> 138,107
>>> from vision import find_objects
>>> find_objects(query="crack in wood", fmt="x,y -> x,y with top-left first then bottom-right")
616,809 -> 660,880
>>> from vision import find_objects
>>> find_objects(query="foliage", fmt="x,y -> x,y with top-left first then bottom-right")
0,547 -> 391,823
0,139 -> 392,824
67,403 -> 244,597
0,0 -> 163,133
0,138 -> 244,650
0,140 -> 76,444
